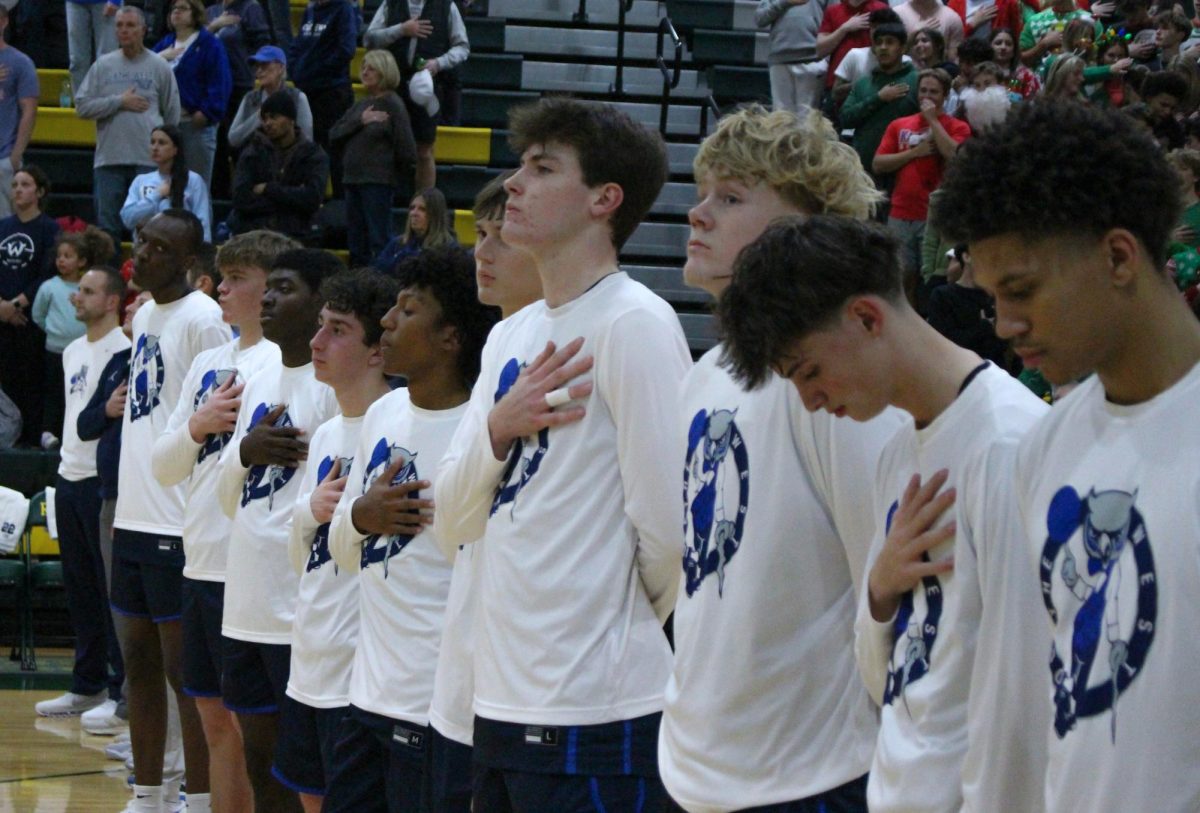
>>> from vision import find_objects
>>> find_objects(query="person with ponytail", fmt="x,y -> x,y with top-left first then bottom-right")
121,124 -> 213,240
32,225 -> 116,447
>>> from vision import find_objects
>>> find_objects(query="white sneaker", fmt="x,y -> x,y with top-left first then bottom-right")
105,737 -> 133,762
82,699 -> 129,735
35,690 -> 107,717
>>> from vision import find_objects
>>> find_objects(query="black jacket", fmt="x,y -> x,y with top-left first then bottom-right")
230,131 -> 330,240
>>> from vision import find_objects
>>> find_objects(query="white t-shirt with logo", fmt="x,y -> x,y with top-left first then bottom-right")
59,327 -> 130,482
115,292 -> 230,536
287,412 -> 365,709
435,273 -> 691,727
219,360 -> 338,644
856,363 -> 1046,813
328,389 -> 464,724
429,540 -> 476,745
151,337 -> 281,582
1015,364 -> 1200,812
660,348 -> 905,813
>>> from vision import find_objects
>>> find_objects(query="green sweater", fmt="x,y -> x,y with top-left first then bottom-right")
841,63 -> 919,173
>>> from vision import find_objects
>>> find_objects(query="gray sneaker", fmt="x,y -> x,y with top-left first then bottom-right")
34,691 -> 107,717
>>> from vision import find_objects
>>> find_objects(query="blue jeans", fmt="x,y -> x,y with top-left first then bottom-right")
346,183 -> 396,268
66,1 -> 117,95
94,164 -> 153,259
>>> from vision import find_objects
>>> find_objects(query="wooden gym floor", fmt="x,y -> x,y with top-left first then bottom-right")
0,651 -> 132,812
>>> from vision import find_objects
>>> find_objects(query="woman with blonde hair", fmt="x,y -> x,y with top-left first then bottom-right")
371,187 -> 457,274
330,49 -> 418,266
1042,54 -> 1088,100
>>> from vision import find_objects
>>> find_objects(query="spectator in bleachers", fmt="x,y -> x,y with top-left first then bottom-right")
365,0 -> 471,191
873,68 -> 971,299
1155,9 -> 1191,66
228,45 -> 314,150
229,89 -> 329,239
1020,0 -> 1101,68
990,27 -> 1042,99
1042,53 -> 1086,99
32,226 -> 114,447
330,49 -> 417,267
263,0 -> 293,50
153,0 -> 232,187
66,0 -> 118,96
76,5 -> 181,257
831,8 -> 910,104
371,186 -> 455,273
894,0 -> 964,60
0,6 -> 37,221
945,0 -> 1026,41
0,165 -> 60,447
120,124 -> 214,241
205,0 -> 270,195
289,0 -> 357,196
909,26 -> 947,69
755,0 -> 832,116
926,244 -> 1010,367
841,22 -> 919,178
1141,69 -> 1188,148
1111,0 -> 1159,65
951,35 -> 993,92
817,0 -> 889,94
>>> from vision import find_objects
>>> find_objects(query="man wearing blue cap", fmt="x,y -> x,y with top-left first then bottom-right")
228,45 -> 314,150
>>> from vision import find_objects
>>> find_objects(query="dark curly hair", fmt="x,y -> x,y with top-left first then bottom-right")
508,97 -> 668,250
931,101 -> 1183,269
394,246 -> 501,389
956,37 -> 995,66
272,248 -> 345,296
717,215 -> 905,389
320,267 -> 401,346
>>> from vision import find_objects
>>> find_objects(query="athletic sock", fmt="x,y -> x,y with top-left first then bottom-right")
185,792 -> 211,812
132,784 -> 163,813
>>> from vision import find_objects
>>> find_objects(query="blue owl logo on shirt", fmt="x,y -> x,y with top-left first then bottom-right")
130,333 -> 165,421
682,408 -> 749,597
883,499 -> 945,712
69,365 -> 89,397
360,438 -> 418,575
240,403 -> 297,509
194,368 -> 237,464
1041,486 -> 1157,741
491,357 -> 549,518
306,453 -> 353,574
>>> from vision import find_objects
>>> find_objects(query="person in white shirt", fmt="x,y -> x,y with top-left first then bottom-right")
832,7 -> 912,103
110,209 -> 231,813
423,172 -> 544,813
659,105 -> 906,813
434,97 -> 688,812
716,215 -> 1049,813
276,267 -> 397,812
216,248 -> 341,813
932,100 -> 1200,812
323,247 -> 499,812
148,229 -> 297,813
34,267 -> 129,720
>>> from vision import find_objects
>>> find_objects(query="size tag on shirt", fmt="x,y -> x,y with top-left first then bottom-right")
524,726 -> 559,746
392,723 -> 425,750
157,538 -> 182,554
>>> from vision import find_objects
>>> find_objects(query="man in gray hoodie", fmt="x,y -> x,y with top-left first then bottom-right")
757,0 -> 833,115
76,5 -> 180,258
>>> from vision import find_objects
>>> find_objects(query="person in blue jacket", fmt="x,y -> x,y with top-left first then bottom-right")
289,0 -> 357,196
154,0 -> 233,187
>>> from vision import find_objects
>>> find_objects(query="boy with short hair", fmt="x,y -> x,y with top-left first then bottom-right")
434,98 -> 690,811
278,267 -> 399,812
842,23 -> 920,177
658,105 -> 905,813
323,247 -> 500,812
422,171 -> 544,813
933,99 -> 1200,812
716,214 -> 1048,813
216,248 -> 342,813
112,209 -> 232,813
149,228 -> 298,813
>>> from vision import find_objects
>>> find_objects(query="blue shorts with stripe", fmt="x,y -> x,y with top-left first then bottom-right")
472,713 -> 668,813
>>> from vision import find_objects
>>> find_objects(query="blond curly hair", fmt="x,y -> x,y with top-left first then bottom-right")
693,105 -> 882,220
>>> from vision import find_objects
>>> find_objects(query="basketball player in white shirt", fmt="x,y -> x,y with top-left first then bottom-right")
932,100 -> 1200,812
435,98 -> 689,811
717,215 -> 1048,813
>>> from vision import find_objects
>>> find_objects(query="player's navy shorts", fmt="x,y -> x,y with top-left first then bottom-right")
109,530 -> 184,623
181,577 -> 225,698
423,726 -> 472,813
666,773 -> 868,813
323,706 -> 427,813
272,698 -> 349,796
472,713 -> 669,813
221,638 -> 290,715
